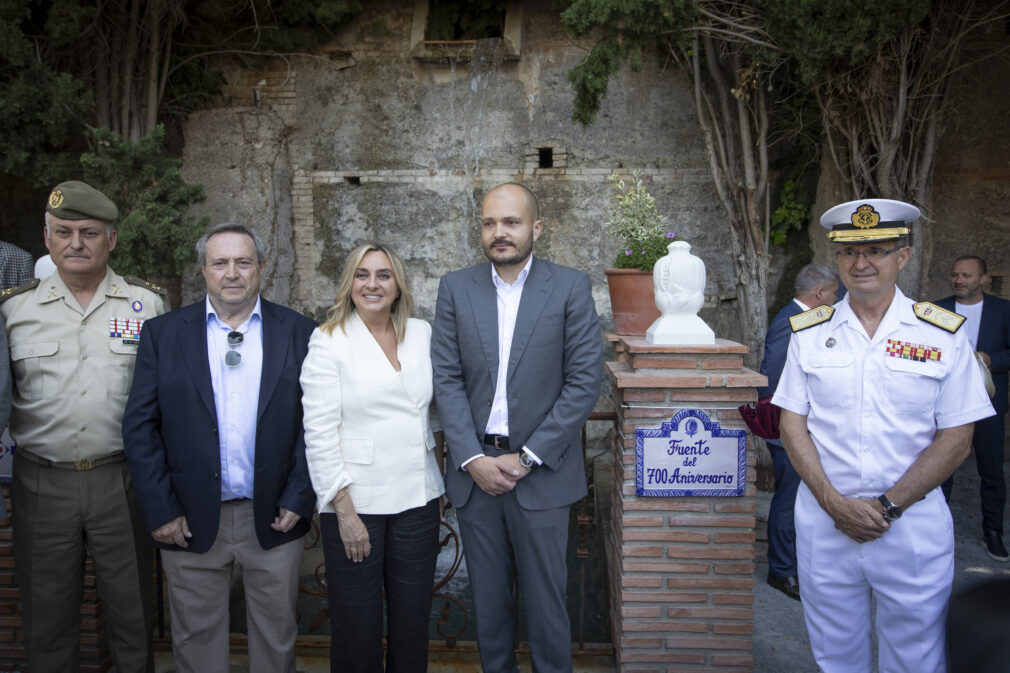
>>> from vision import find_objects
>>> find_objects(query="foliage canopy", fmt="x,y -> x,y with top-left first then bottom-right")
81,125 -> 209,279
562,0 -> 1006,345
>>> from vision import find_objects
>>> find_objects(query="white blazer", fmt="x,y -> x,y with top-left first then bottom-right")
300,313 -> 444,515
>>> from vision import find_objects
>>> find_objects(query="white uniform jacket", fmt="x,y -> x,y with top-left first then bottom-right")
300,313 -> 444,515
773,287 -> 994,496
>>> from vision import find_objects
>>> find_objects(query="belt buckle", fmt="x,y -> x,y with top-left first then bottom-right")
74,458 -> 95,471
494,435 -> 506,450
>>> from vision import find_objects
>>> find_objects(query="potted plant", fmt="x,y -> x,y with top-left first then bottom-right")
604,170 -> 676,335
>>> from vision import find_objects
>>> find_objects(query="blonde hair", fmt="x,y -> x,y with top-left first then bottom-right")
320,242 -> 413,341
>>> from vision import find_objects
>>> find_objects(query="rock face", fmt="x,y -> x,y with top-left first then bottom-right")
180,1 -> 742,339
180,2 -> 1010,336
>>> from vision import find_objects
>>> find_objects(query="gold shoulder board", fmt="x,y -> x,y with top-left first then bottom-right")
789,305 -> 835,332
913,302 -> 964,333
0,278 -> 40,304
123,275 -> 168,297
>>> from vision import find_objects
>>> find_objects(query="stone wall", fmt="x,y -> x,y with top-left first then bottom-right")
179,0 -> 740,339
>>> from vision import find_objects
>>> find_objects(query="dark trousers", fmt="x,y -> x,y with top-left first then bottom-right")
11,453 -> 153,673
457,487 -> 573,673
766,441 -> 800,578
942,413 -> 1006,535
321,499 -> 440,673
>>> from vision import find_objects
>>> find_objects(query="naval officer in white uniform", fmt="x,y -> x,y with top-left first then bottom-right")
773,198 -> 994,673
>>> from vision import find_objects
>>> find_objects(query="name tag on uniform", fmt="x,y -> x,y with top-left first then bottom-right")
110,317 -> 144,345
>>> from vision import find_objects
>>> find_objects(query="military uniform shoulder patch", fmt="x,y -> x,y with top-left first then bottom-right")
123,275 -> 168,297
0,278 -> 39,304
913,301 -> 965,333
789,305 -> 835,332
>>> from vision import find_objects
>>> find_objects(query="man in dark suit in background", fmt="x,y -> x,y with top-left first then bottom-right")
938,255 -> 1010,562
431,183 -> 603,673
123,222 -> 316,673
758,263 -> 838,600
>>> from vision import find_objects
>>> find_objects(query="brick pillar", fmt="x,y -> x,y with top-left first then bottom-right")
605,336 -> 765,672
0,482 -> 114,672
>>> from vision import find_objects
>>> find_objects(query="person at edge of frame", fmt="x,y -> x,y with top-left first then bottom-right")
773,197 -> 994,673
1,180 -> 169,672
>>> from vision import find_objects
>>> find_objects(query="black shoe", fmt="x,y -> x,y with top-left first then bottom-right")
983,531 -> 1009,562
767,574 -> 801,601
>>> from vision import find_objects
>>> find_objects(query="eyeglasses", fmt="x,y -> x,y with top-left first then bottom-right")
225,331 -> 243,367
834,245 -> 904,261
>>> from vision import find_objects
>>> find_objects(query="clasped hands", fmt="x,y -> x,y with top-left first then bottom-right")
151,507 -> 301,548
826,496 -> 890,544
468,453 -> 531,496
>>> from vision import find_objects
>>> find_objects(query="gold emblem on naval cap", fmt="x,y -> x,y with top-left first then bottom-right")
851,204 -> 880,229
48,189 -> 64,209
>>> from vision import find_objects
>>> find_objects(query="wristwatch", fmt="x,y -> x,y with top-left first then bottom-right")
878,494 -> 903,522
519,452 -> 535,469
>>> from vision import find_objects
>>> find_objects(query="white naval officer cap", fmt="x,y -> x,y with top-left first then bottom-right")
820,198 -> 920,243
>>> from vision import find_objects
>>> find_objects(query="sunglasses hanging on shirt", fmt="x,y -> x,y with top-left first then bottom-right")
225,330 -> 243,367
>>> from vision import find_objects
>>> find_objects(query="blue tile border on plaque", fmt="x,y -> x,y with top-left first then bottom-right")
636,408 -> 746,497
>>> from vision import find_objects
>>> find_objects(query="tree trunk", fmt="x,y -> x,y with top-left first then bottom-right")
685,35 -> 772,363
734,251 -> 769,369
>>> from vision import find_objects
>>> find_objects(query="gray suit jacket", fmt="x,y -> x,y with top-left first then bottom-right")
431,257 -> 603,510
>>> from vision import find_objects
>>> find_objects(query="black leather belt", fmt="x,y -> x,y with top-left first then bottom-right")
17,448 -> 124,472
482,434 -> 510,450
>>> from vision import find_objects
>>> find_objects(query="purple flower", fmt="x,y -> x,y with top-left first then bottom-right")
641,250 -> 646,254
625,249 -> 632,256
666,232 -> 676,239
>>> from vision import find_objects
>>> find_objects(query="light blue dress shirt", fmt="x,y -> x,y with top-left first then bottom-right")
206,296 -> 263,501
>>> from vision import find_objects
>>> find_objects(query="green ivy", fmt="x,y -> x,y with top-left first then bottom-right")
81,125 -> 209,279
770,180 -> 810,245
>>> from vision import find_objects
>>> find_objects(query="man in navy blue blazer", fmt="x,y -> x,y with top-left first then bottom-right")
938,255 -> 1010,562
123,223 -> 316,673
758,263 -> 839,600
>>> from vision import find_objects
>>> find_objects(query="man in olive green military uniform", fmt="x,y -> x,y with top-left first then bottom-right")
0,181 -> 168,673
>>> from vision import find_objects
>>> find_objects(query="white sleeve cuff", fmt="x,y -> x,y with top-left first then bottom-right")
460,453 -> 484,471
522,446 -> 543,465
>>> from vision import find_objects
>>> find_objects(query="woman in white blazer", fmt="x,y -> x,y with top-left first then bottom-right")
300,242 -> 444,673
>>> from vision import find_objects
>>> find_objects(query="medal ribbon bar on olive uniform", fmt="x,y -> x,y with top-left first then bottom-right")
109,317 -> 144,340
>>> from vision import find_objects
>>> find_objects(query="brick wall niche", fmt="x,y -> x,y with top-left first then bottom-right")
605,336 -> 764,673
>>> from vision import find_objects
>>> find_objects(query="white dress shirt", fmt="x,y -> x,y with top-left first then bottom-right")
462,256 -> 542,467
206,296 -> 263,501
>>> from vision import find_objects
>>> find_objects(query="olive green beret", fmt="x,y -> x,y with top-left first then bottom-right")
45,181 -> 119,222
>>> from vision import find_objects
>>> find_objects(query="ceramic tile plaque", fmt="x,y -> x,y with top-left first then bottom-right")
636,408 -> 746,497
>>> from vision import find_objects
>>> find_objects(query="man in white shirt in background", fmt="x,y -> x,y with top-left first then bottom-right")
937,255 -> 1010,561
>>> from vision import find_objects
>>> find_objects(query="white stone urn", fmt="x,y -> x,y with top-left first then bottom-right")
646,240 -> 715,345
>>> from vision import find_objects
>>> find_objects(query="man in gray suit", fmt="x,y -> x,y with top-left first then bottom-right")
432,183 -> 602,673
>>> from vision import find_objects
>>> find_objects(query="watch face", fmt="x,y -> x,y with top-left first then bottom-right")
878,495 -> 902,521
520,453 -> 533,468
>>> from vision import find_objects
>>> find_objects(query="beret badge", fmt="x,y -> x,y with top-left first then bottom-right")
48,190 -> 65,210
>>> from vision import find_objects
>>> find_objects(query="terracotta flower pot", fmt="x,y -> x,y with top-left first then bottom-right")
604,268 -> 660,336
